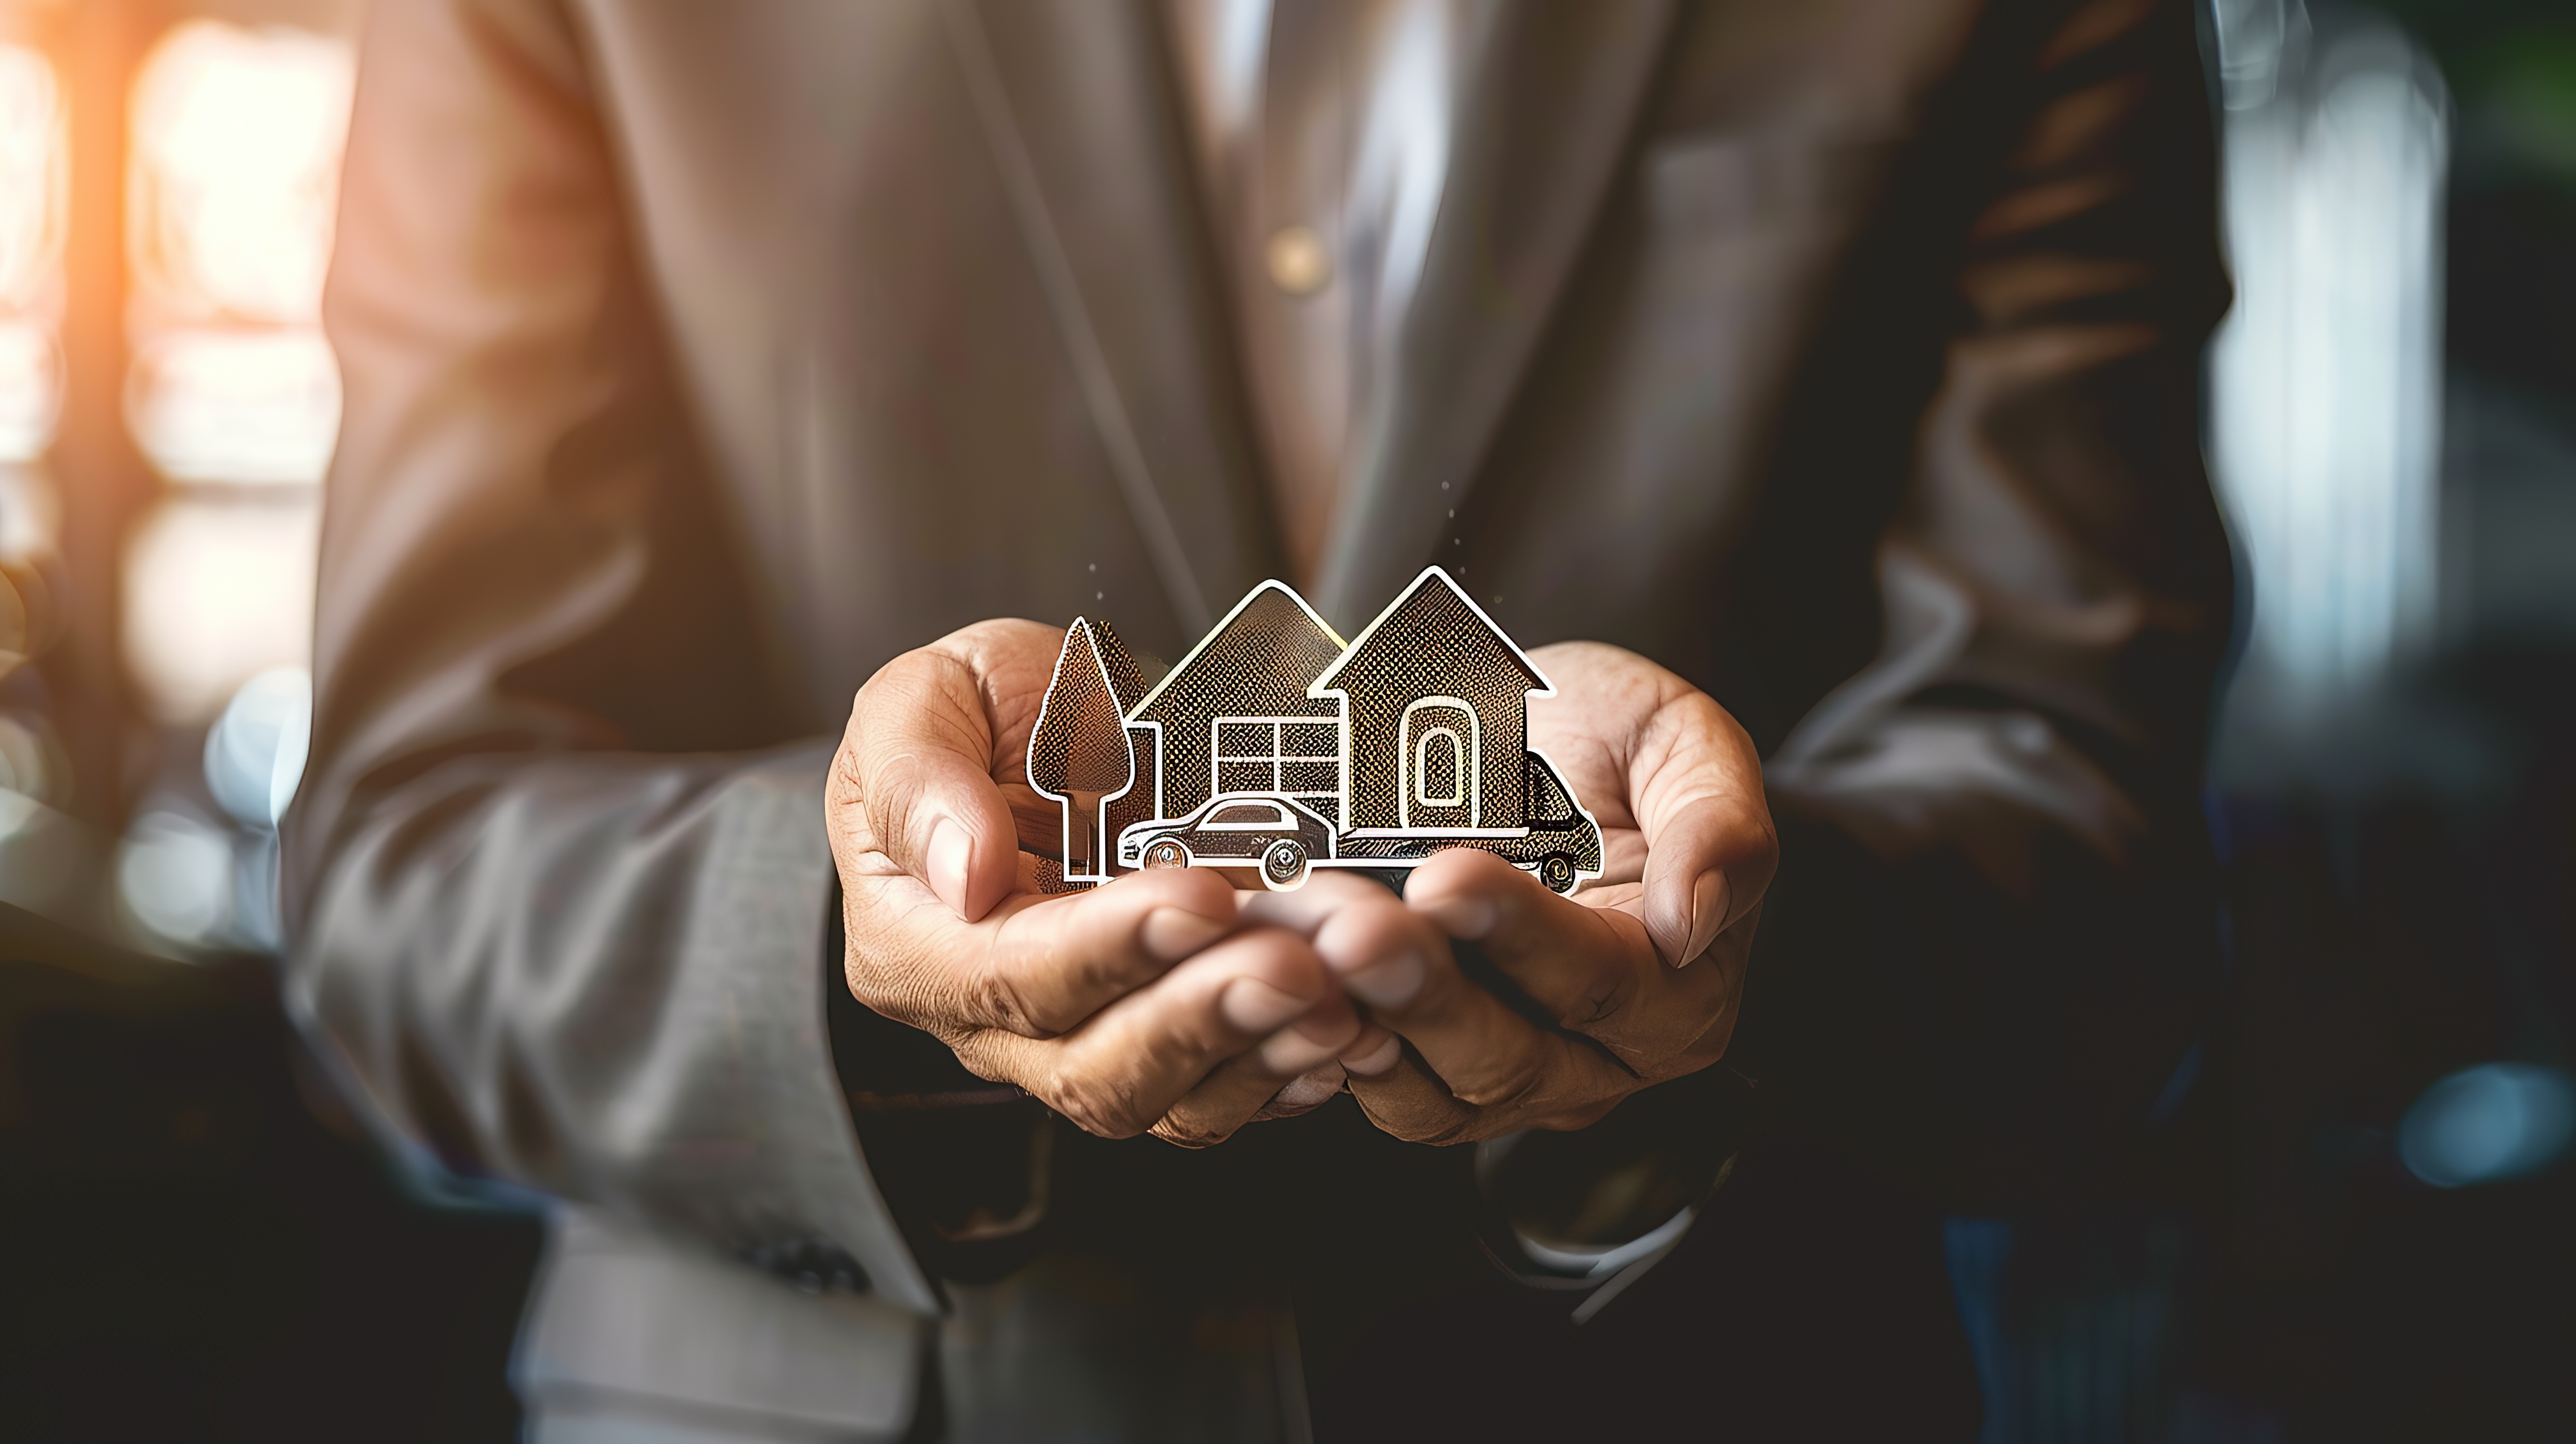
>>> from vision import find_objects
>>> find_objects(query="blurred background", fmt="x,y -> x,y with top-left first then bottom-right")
0,0 -> 2568,1439
0,4 -> 539,1441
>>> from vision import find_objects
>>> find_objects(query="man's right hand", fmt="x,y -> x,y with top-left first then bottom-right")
827,620 -> 1391,1146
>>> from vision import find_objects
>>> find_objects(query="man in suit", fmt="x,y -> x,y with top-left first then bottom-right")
286,0 -> 2231,1438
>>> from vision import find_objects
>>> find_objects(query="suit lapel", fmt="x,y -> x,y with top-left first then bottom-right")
1313,1 -> 1676,630
951,0 -> 1280,636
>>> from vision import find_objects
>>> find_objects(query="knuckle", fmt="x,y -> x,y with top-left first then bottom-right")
1571,973 -> 1634,1029
1149,1114 -> 1232,1150
1354,1095 -> 1478,1147
1046,1069 -> 1147,1140
972,969 -> 1056,1039
941,1036 -> 1016,1087
825,742 -> 864,813
863,771 -> 931,861
1453,1060 -> 1551,1114
869,978 -> 966,1046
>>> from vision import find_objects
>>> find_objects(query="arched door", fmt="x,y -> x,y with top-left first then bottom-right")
1399,699 -> 1477,830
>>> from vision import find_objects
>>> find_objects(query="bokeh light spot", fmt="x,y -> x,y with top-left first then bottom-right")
2399,1062 -> 2576,1188
115,810 -> 235,948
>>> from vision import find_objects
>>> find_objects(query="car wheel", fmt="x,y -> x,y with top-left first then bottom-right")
1259,838 -> 1310,891
1142,837 -> 1190,870
1539,855 -> 1577,894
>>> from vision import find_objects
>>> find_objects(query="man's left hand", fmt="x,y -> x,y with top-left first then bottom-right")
1246,641 -> 1776,1143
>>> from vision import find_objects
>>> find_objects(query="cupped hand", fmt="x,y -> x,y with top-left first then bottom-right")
1257,642 -> 1777,1144
826,620 -> 1372,1146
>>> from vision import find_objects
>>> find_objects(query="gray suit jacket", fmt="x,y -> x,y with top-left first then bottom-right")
286,0 -> 2230,1435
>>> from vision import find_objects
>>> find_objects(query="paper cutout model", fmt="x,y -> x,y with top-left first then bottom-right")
1029,567 -> 1604,894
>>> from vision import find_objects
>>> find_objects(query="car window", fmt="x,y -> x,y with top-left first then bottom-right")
1526,757 -> 1573,822
1207,802 -> 1287,828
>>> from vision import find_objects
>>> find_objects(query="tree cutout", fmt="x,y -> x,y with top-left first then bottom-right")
1027,618 -> 1138,881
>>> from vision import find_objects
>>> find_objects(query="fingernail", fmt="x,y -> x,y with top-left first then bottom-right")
1342,950 -> 1426,1010
1221,977 -> 1311,1034
1141,906 -> 1229,963
928,819 -> 972,914
1680,869 -> 1730,967
1341,1032 -> 1403,1077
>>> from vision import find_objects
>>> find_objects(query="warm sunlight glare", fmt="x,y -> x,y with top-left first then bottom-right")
0,45 -> 62,462
125,20 -> 350,484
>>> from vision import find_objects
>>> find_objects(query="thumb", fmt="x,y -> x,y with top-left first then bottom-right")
1634,701 -> 1776,968
1640,798 -> 1759,968
841,639 -> 1027,922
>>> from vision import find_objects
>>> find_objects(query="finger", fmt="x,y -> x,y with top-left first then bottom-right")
1239,872 -> 1440,1012
1525,644 -> 1775,966
1346,1048 -> 1482,1144
841,621 -> 1062,921
846,863 -> 1242,1040
1346,1042 -> 1618,1145
1257,1063 -> 1353,1119
1625,692 -> 1775,967
1234,868 -> 1400,937
1404,849 -> 1741,1068
966,926 -> 1344,1138
1637,792 -> 1770,968
1401,849 -> 1648,1026
1338,1023 -> 1401,1078
1151,1004 -> 1364,1148
1303,885 -> 1631,1122
1235,879 -> 1420,1081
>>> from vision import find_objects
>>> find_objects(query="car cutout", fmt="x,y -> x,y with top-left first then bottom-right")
1116,793 -> 1338,891
1114,751 -> 1599,895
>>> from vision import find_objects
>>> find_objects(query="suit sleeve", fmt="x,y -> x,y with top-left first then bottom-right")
1753,0 -> 2237,1206
280,0 -> 937,1313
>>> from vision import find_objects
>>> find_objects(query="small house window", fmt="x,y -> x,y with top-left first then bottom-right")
1414,727 -> 1464,809
1211,717 -> 1339,802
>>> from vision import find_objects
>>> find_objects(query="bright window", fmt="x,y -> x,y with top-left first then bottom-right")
0,44 -> 65,464
2208,7 -> 2447,716
118,19 -> 352,726
126,19 -> 351,486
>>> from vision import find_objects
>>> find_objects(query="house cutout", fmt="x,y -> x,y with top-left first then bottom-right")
1126,581 -> 1347,830
1311,568 -> 1549,835
1032,567 -> 1603,894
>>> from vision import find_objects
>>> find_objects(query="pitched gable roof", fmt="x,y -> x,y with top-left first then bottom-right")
1310,566 -> 1549,697
1129,580 -> 1348,723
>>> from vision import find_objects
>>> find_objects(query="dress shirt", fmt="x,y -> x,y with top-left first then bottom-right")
1163,0 -> 1467,588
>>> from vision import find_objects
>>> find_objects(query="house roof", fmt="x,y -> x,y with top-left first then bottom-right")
1127,580 -> 1348,723
1309,566 -> 1550,697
